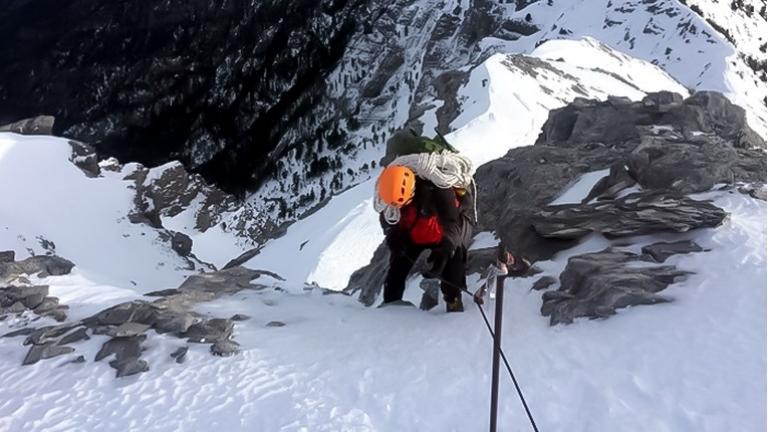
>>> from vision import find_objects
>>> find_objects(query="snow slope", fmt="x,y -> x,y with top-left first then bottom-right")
0,182 -> 764,431
0,35 -> 765,432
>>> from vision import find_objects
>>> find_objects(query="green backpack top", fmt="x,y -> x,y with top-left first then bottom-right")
387,128 -> 458,157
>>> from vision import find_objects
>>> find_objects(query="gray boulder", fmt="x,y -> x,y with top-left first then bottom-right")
542,248 -> 691,325
641,240 -> 706,263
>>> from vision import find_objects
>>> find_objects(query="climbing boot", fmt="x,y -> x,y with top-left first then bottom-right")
446,297 -> 464,313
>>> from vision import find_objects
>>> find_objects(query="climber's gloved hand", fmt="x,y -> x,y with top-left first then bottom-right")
506,254 -> 531,276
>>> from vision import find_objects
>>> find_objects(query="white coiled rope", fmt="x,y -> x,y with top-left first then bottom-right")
373,151 -> 478,224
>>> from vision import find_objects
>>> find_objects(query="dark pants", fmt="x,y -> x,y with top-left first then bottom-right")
383,243 -> 467,303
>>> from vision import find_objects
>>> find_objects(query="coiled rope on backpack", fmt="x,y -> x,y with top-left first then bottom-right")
373,151 -> 478,224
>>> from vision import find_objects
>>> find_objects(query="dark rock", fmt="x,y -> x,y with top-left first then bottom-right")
143,289 -> 181,297
183,319 -> 233,343
127,210 -> 163,229
152,313 -> 200,334
32,297 -> 60,313
542,248 -> 691,325
68,140 -> 101,177
222,248 -> 261,270
170,232 -> 193,257
22,343 -> 75,365
0,251 -> 14,263
95,335 -> 146,362
45,307 -> 69,322
533,191 -> 727,240
266,321 -> 286,328
3,301 -> 27,314
0,116 -> 55,135
170,346 -> 188,364
531,276 -> 557,291
641,240 -> 706,263
0,256 -> 75,281
107,322 -> 151,338
92,301 -> 151,325
58,327 -> 90,345
230,314 -> 251,322
3,327 -> 36,338
581,162 -> 637,203
178,266 -> 267,297
110,358 -> 149,378
0,285 -> 48,307
210,340 -> 240,357
67,355 -> 86,364
24,322 -> 82,345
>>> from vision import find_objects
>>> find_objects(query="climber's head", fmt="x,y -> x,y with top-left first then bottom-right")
378,165 -> 416,208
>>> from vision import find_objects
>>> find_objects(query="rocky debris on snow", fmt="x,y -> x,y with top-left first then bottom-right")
211,340 -> 240,357
0,284 -> 69,322
170,346 -> 188,364
68,140 -> 101,177
0,115 -> 55,135
641,240 -> 706,263
7,265 -> 267,376
95,335 -> 149,377
532,191 -> 727,240
541,248 -> 694,325
128,161 -> 237,233
347,91 -> 765,308
230,314 -> 251,321
170,232 -> 193,257
266,321 -> 286,328
738,182 -> 767,201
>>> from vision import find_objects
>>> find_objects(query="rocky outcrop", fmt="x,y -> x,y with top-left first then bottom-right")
0,255 -> 75,284
4,265 -> 273,377
541,246 -> 702,325
346,91 -> 766,310
532,191 -> 727,239
0,116 -> 55,135
0,284 -> 68,322
641,240 -> 706,263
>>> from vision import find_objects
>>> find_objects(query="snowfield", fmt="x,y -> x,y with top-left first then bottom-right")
1,39 -> 766,432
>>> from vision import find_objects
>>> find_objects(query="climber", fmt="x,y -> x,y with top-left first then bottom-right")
375,131 -> 475,312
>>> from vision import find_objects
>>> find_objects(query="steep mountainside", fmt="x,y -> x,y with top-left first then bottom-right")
1,0 -> 765,245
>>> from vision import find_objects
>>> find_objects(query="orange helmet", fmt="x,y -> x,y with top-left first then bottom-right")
378,165 -> 416,207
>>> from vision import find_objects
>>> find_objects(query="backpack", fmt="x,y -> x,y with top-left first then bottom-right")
387,128 -> 458,157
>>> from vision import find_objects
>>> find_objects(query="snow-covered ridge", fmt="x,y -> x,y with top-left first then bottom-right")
245,0 -> 766,245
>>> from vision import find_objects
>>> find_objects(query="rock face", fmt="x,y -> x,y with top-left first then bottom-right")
532,191 -> 727,239
346,91 -> 766,308
5,265 -> 271,377
541,247 -> 699,325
